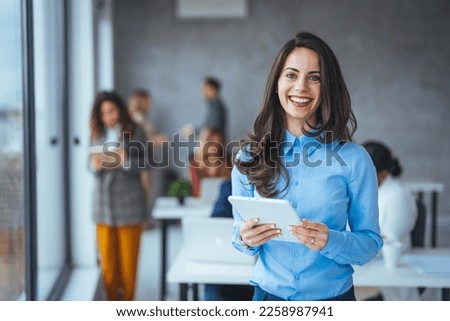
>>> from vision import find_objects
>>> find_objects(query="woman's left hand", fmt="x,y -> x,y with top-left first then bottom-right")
289,219 -> 329,251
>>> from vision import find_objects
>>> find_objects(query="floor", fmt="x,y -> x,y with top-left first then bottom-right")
135,221 -> 182,301
134,215 -> 450,301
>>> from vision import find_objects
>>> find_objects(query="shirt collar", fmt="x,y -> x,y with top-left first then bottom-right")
281,129 -> 320,156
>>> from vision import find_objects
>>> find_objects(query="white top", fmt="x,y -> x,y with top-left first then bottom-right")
105,124 -> 121,142
378,176 -> 418,250
378,176 -> 420,300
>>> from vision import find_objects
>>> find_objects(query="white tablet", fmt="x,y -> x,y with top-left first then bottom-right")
89,145 -> 104,155
228,195 -> 301,242
89,145 -> 118,155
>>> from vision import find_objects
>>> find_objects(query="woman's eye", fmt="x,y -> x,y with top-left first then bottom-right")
286,73 -> 296,79
309,74 -> 321,82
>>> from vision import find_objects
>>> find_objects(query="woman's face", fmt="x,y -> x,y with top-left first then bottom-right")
100,100 -> 120,128
141,96 -> 152,114
277,47 -> 322,135
200,132 -> 223,155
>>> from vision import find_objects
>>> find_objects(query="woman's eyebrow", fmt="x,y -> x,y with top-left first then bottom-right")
283,67 -> 321,74
283,67 -> 299,72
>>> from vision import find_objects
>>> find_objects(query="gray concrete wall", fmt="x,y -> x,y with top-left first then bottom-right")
113,0 -> 450,216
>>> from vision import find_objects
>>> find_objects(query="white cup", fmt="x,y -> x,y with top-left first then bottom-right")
382,240 -> 403,269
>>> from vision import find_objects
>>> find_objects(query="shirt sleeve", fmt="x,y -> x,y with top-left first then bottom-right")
319,146 -> 383,266
231,161 -> 260,256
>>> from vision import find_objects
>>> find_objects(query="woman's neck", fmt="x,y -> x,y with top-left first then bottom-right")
285,121 -> 315,137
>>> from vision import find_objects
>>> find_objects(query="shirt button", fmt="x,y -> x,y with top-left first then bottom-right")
294,181 -> 299,186
294,251 -> 300,257
292,202 -> 298,208
295,274 -> 301,280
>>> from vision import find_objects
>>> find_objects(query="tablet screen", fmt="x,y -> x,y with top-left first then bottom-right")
228,196 -> 301,242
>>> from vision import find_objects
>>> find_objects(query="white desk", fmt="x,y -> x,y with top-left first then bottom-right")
152,196 -> 212,300
404,181 -> 445,247
404,182 -> 445,194
153,196 -> 213,219
167,247 -> 254,300
353,248 -> 450,288
168,247 -> 450,301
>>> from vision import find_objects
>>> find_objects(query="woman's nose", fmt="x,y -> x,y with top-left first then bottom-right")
294,77 -> 308,91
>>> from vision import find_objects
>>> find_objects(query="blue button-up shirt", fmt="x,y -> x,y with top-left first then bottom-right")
231,129 -> 383,300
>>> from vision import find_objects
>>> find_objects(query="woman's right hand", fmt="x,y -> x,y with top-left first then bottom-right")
239,218 -> 282,247
93,148 -> 126,169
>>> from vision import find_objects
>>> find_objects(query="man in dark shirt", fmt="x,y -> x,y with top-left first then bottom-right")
200,76 -> 227,142
181,76 -> 228,166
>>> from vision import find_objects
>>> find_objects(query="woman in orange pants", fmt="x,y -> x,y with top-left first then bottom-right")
89,91 -> 147,300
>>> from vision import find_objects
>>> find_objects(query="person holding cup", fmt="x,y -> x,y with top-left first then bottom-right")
363,141 -> 420,300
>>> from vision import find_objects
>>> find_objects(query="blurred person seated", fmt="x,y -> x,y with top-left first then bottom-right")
363,140 -> 420,301
203,155 -> 254,301
188,127 -> 228,198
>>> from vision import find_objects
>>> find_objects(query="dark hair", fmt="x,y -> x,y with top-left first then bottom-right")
204,77 -> 221,92
362,141 -> 402,177
90,91 -> 137,140
236,31 -> 356,197
131,88 -> 151,98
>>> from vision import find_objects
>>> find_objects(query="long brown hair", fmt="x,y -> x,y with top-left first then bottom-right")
236,31 -> 357,197
90,91 -> 137,140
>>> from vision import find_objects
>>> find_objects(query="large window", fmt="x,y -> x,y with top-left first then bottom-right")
0,0 -> 26,300
33,0 -> 70,300
0,0 -> 25,300
0,0 -> 70,301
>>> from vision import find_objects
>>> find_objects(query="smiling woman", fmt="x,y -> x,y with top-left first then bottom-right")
231,31 -> 382,301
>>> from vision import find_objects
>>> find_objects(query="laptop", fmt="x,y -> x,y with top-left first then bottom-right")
182,216 -> 256,265
199,177 -> 225,204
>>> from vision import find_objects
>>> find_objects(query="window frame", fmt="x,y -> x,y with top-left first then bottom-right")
21,0 -> 72,301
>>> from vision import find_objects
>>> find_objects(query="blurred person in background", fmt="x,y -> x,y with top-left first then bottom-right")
363,140 -> 420,301
90,90 -> 147,300
182,76 -> 228,143
188,127 -> 228,198
128,89 -> 168,228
